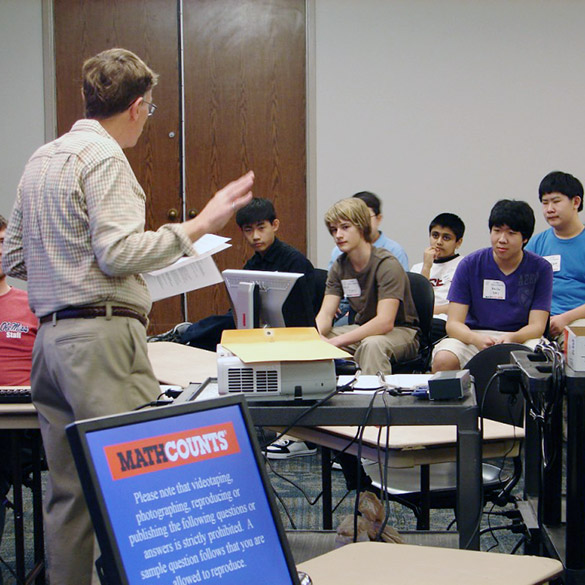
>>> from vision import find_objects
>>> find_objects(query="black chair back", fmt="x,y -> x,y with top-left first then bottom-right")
312,268 -> 328,316
407,272 -> 435,348
464,343 -> 529,427
393,272 -> 435,373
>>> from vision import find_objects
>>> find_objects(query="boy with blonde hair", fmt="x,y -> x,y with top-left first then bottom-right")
317,198 -> 420,492
317,198 -> 419,375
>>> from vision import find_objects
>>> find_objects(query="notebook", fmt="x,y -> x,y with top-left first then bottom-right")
66,394 -> 302,585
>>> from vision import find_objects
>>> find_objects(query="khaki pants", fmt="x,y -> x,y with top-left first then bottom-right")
433,330 -> 541,369
32,315 -> 160,585
327,325 -> 419,375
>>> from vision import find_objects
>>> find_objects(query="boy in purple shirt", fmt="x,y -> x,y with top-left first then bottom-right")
432,199 -> 553,372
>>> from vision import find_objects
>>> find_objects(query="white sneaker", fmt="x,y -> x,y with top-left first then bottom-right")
265,439 -> 317,460
147,322 -> 191,343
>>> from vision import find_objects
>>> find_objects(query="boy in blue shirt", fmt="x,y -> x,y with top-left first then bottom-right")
525,171 -> 585,338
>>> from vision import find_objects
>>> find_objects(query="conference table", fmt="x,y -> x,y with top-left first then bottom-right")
153,342 -> 484,550
246,387 -> 482,549
297,541 -> 563,585
185,375 -> 483,550
0,342 -> 483,585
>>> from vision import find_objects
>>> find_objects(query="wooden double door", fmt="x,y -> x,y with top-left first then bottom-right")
53,0 -> 307,332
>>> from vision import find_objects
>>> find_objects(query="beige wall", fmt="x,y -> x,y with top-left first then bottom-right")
0,0 -> 44,288
3,1 -> 585,271
312,0 -> 585,268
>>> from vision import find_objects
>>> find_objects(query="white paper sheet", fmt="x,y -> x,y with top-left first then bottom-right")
338,373 -> 432,393
142,234 -> 230,301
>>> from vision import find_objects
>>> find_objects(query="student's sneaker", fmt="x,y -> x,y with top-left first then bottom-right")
265,439 -> 317,460
147,322 -> 191,344
331,457 -> 370,471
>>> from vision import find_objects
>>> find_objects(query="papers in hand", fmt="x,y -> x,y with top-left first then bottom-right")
143,234 -> 231,301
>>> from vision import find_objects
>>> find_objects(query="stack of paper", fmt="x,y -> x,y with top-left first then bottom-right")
143,233 -> 231,301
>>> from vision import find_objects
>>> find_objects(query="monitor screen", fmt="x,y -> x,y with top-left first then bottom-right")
66,395 -> 299,585
222,269 -> 315,329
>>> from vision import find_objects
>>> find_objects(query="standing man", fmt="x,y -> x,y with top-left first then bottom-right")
2,48 -> 254,585
525,171 -> 585,338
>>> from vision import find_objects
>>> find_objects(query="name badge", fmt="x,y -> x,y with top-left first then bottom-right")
483,279 -> 506,300
342,278 -> 362,298
544,254 -> 561,272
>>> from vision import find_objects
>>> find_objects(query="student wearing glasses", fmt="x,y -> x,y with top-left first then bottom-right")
3,48 -> 254,585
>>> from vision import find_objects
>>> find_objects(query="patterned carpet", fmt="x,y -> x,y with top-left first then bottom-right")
266,451 -> 526,553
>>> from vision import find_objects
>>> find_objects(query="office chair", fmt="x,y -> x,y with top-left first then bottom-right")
312,268 -> 328,316
365,343 -> 530,529
392,272 -> 435,374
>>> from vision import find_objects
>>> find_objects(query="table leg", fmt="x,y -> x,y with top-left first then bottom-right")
321,447 -> 333,530
457,423 -> 482,550
418,465 -> 430,531
31,432 -> 45,584
10,431 -> 25,582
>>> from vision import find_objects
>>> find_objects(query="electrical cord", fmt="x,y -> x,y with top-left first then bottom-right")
351,389 -> 384,543
259,380 -> 357,452
522,340 -> 564,529
260,382 -> 358,527
372,390 -> 393,542
264,457 -> 323,508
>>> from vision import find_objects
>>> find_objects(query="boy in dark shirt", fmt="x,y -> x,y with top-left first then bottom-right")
238,199 -> 315,290
151,197 -> 315,347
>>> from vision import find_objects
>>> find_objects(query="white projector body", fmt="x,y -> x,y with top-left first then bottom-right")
217,348 -> 336,401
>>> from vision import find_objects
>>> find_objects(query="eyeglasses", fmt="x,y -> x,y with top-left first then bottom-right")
143,99 -> 157,117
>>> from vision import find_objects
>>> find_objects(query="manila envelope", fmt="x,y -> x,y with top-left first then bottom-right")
220,327 -> 352,364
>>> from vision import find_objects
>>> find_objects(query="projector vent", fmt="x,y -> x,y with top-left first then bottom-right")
255,369 -> 279,392
227,368 -> 254,392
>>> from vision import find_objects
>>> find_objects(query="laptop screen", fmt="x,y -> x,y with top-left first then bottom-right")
67,395 -> 299,585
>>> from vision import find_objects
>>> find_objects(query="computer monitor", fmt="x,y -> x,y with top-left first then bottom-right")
222,269 -> 315,329
66,395 -> 301,585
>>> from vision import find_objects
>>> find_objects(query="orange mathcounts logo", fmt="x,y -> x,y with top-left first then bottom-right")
104,422 -> 240,480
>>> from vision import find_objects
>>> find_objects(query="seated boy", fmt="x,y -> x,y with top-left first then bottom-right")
328,191 -> 408,325
411,213 -> 465,344
317,198 -> 419,492
0,214 -> 39,579
432,200 -> 552,372
525,171 -> 585,339
318,198 -> 419,375
151,197 -> 316,348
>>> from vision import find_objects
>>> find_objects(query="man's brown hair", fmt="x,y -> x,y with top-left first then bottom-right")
324,198 -> 373,243
82,48 -> 158,119
0,214 -> 7,231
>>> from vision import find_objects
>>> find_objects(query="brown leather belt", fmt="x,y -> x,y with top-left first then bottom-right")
40,306 -> 148,328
